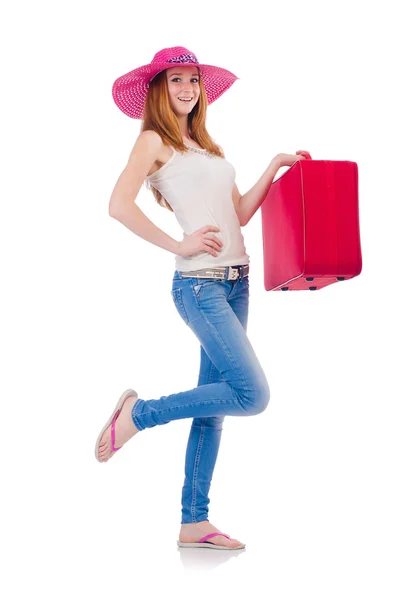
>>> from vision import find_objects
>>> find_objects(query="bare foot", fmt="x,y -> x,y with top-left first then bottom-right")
179,520 -> 244,548
98,394 -> 139,462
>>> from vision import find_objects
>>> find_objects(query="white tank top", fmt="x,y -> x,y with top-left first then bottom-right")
145,145 -> 250,272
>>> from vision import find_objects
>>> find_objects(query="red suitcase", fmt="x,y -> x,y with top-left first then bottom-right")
260,160 -> 362,291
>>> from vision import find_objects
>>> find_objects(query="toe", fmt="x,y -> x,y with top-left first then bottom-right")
221,537 -> 242,547
225,539 -> 239,547
209,535 -> 238,547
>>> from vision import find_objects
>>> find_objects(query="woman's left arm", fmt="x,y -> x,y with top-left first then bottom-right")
235,151 -> 311,226
234,157 -> 281,227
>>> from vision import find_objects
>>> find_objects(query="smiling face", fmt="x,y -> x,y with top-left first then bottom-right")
166,66 -> 200,117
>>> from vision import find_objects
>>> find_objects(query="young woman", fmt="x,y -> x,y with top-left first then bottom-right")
95,46 -> 309,550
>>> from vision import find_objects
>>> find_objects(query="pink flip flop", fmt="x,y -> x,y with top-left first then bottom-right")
177,532 -> 245,550
95,388 -> 138,462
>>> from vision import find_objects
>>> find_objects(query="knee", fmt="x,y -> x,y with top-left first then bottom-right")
242,376 -> 270,415
193,415 -> 225,430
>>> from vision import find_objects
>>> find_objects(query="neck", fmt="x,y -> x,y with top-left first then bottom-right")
176,115 -> 190,139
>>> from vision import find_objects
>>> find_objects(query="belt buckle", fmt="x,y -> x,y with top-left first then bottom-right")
228,267 -> 239,280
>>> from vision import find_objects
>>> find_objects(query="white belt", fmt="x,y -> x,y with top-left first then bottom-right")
179,265 -> 249,280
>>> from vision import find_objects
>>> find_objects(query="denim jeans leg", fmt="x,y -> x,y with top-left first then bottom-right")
180,351 -> 225,524
131,272 -> 270,430
180,280 -> 249,524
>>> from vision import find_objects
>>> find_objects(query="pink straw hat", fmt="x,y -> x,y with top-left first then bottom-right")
112,46 -> 239,119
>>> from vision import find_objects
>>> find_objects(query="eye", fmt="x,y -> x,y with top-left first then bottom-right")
171,78 -> 200,83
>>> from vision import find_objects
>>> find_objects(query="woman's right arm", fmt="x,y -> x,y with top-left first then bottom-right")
108,130 -> 181,255
109,130 -> 224,258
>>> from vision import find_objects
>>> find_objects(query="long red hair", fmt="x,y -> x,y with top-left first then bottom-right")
141,69 -> 224,212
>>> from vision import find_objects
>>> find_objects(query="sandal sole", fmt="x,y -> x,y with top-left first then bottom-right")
177,541 -> 245,550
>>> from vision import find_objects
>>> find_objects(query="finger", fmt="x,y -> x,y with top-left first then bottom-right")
204,234 -> 223,248
203,241 -> 219,255
203,238 -> 222,251
198,225 -> 219,233
202,225 -> 220,232
210,235 -> 223,248
203,246 -> 218,256
296,150 -> 312,159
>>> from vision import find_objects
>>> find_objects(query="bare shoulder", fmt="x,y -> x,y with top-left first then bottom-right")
109,130 -> 175,213
134,130 -> 175,175
131,130 -> 163,157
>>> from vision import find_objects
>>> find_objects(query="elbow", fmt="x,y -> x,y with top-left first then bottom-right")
108,199 -> 125,219
109,199 -> 119,218
109,208 -> 119,219
109,195 -> 136,218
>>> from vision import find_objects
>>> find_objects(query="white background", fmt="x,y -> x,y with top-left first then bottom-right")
2,0 -> 396,597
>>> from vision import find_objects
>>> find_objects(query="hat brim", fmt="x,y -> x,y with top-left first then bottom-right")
112,62 -> 239,119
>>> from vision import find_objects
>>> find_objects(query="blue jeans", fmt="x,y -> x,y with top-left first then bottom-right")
131,269 -> 270,524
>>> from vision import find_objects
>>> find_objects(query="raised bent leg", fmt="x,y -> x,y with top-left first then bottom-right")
130,274 -> 270,431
